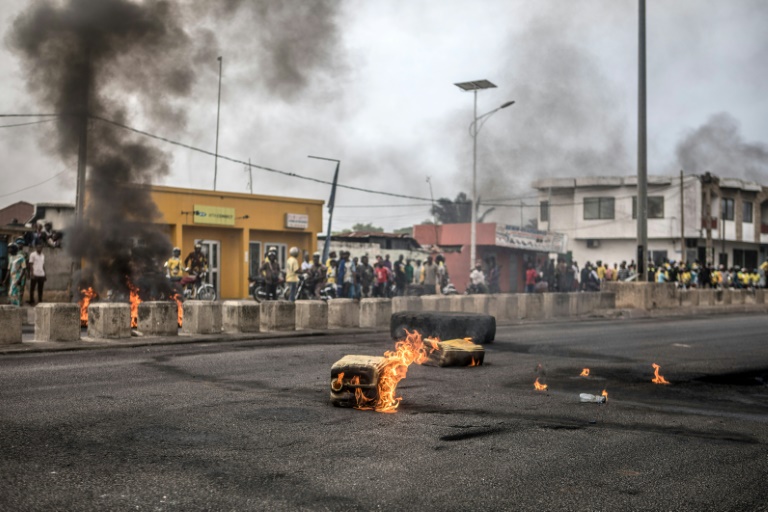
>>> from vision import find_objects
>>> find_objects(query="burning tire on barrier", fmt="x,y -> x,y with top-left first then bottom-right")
390,311 -> 496,344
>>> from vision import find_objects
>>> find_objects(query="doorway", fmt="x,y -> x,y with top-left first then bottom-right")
195,239 -> 220,298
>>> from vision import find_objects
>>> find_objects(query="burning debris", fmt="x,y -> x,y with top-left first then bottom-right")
422,337 -> 485,367
533,378 -> 548,391
330,331 -> 438,413
652,363 -> 670,385
580,368 -> 590,377
579,389 -> 608,404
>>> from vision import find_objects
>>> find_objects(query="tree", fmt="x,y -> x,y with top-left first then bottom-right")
393,227 -> 413,236
351,223 -> 384,233
430,192 -> 495,224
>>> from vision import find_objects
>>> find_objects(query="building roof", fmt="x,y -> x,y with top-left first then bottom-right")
532,174 -> 765,192
0,201 -> 34,227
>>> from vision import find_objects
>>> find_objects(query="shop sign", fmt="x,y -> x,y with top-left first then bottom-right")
495,225 -> 567,253
285,213 -> 309,229
194,205 -> 235,226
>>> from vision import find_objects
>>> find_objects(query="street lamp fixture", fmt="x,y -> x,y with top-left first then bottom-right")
455,79 -> 514,269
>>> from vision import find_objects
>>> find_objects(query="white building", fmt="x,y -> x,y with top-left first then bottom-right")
533,174 -> 768,269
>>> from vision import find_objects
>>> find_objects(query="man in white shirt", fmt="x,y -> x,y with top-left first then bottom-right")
28,241 -> 46,305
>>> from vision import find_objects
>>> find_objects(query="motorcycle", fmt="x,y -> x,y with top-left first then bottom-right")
249,274 -> 287,303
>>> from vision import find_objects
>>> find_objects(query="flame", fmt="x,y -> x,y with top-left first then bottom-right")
651,363 -> 670,385
79,287 -> 96,327
331,372 -> 344,392
602,389 -> 608,400
128,281 -> 141,328
469,357 -> 480,367
534,377 -> 548,391
172,293 -> 183,327
426,337 -> 440,352
354,330 -> 429,413
580,368 -> 590,377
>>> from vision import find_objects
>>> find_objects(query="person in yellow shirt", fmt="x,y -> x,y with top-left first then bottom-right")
286,247 -> 300,301
596,261 -> 606,282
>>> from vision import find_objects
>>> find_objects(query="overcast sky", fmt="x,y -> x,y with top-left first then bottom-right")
1,0 -> 767,232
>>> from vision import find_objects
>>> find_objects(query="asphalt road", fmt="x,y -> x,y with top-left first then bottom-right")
1,314 -> 768,511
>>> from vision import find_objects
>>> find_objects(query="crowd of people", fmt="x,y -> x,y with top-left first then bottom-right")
525,257 -> 768,293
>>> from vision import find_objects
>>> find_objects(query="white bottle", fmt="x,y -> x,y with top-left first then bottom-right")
580,393 -> 606,404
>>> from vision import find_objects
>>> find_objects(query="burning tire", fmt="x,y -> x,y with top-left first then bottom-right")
390,311 -> 496,344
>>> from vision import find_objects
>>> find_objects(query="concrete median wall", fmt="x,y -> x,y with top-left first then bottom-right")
181,301 -> 222,335
328,299 -> 360,329
138,301 -> 178,336
35,303 -> 80,342
359,298 -> 392,329
295,300 -> 327,330
223,301 -> 261,333
88,302 -> 131,339
0,306 -> 23,345
260,301 -> 295,332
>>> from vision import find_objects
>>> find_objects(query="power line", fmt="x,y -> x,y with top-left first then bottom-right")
0,166 -> 71,199
0,113 -> 63,118
90,114 -> 434,203
0,118 -> 57,128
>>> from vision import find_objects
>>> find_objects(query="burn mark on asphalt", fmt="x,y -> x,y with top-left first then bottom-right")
696,369 -> 768,387
440,427 -> 507,442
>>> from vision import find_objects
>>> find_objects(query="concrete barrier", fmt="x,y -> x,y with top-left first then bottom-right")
491,294 -> 519,322
181,301 -> 222,335
391,296 -> 423,313
88,302 -> 131,339
328,299 -> 360,329
0,306 -> 23,345
259,301 -> 295,332
602,282 -> 677,310
715,289 -> 730,305
518,293 -> 544,320
467,295 -> 491,315
743,290 -> 756,305
359,298 -> 392,329
136,301 -> 178,336
570,293 -> 600,316
420,295 -> 452,312
699,289 -> 716,306
295,300 -> 328,330
599,292 -> 616,310
730,290 -> 746,305
221,301 -> 261,333
35,303 -> 80,342
543,293 -> 570,319
679,290 -> 699,307
755,289 -> 765,304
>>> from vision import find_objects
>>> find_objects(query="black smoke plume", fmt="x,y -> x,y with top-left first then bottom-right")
676,112 -> 768,182
10,0 -> 195,297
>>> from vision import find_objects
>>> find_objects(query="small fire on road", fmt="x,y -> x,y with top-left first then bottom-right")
580,368 -> 590,377
652,363 -> 670,385
534,377 -> 548,391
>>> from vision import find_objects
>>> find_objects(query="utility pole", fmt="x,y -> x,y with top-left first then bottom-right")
213,56 -> 223,191
636,0 -> 649,280
308,156 -> 340,263
705,176 -> 713,264
247,158 -> 253,194
680,170 -> 685,264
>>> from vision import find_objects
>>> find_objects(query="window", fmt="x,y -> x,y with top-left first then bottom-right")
632,196 -> 664,219
583,197 -> 615,220
743,201 -> 753,223
649,250 -> 668,267
540,201 -> 549,222
248,242 -> 262,278
721,198 -> 734,221
733,249 -> 758,269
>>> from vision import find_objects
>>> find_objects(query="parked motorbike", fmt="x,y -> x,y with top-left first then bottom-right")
249,274 -> 286,302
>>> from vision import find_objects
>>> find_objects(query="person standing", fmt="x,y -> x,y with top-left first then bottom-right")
356,255 -> 374,298
260,248 -> 282,300
28,241 -> 46,305
301,253 -> 311,272
405,259 -> 414,288
394,255 -> 406,296
525,263 -> 538,293
345,256 -> 358,298
286,247 -> 300,301
422,256 -> 437,295
374,262 -> 390,297
5,243 -> 26,306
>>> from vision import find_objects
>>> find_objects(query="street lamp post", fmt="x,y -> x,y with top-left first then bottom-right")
455,79 -> 514,269
308,155 -> 340,263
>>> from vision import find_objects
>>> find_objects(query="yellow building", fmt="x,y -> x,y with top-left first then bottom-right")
150,185 -> 323,299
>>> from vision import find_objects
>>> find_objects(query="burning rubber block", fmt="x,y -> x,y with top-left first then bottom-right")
138,301 -> 178,336
222,301 -> 260,333
423,338 -> 484,367
328,299 -> 360,329
88,302 -> 131,339
295,300 -> 327,330
260,301 -> 295,332
390,311 -> 495,344
359,298 -> 392,329
181,301 -> 222,335
329,355 -> 385,407
35,303 -> 80,342
0,306 -> 23,345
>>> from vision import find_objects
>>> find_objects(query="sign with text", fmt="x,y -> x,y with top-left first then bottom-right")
193,205 -> 235,226
285,213 -> 309,229
495,225 -> 567,254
